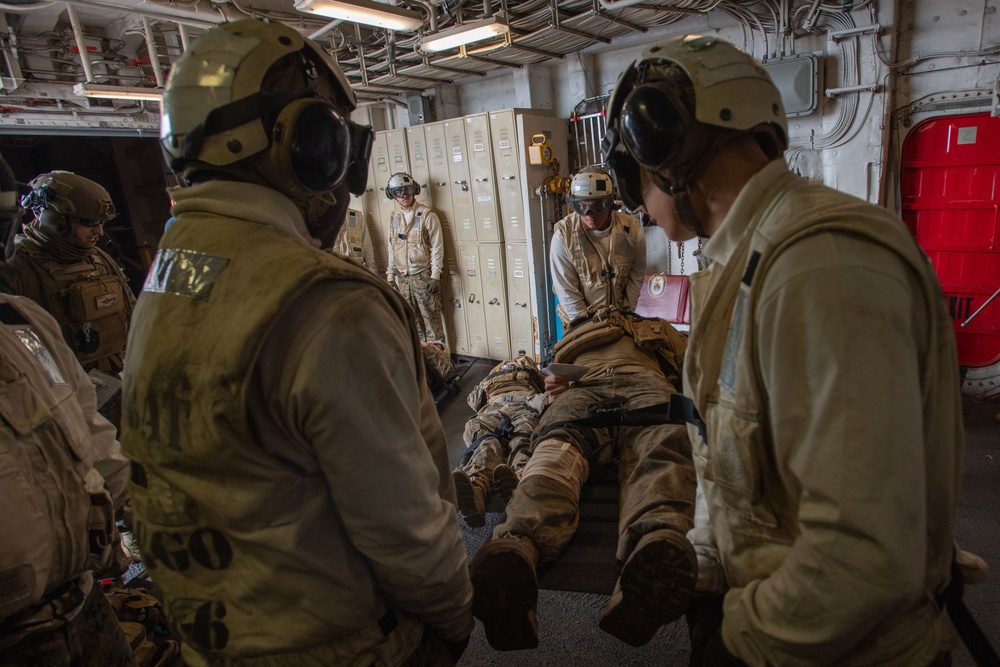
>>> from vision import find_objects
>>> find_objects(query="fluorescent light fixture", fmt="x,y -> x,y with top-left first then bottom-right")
295,0 -> 423,31
421,15 -> 510,53
74,82 -> 163,101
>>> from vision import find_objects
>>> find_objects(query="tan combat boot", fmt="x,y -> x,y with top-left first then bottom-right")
453,469 -> 488,527
470,534 -> 540,650
490,463 -> 519,506
599,528 -> 697,646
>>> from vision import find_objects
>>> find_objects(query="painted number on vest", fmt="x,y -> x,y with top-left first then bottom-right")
179,600 -> 229,651
149,528 -> 233,572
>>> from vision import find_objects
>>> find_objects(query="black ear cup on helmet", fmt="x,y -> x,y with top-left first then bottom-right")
620,85 -> 687,171
270,97 -> 372,194
38,207 -> 70,235
384,173 -> 420,199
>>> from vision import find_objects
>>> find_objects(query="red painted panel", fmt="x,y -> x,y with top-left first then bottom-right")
902,113 -> 1000,367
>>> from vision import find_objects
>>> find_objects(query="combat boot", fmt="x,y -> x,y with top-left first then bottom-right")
490,464 -> 519,506
599,528 -> 697,646
453,469 -> 488,527
470,534 -> 540,650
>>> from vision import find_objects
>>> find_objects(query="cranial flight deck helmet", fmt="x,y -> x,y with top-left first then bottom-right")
602,35 -> 787,233
160,20 -> 373,200
567,167 -> 617,217
21,171 -> 117,236
385,172 -> 420,199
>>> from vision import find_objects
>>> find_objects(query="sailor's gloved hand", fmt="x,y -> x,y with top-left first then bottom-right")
427,278 -> 441,296
686,594 -> 726,667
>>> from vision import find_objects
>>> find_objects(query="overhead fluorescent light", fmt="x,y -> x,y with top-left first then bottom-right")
295,0 -> 423,31
74,83 -> 163,101
421,15 -> 510,53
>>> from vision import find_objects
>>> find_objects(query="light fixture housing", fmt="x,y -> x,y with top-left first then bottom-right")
294,0 -> 423,31
73,83 -> 163,101
421,15 -> 510,53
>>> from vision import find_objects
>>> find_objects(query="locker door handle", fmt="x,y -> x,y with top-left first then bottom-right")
476,177 -> 489,182
451,299 -> 462,308
502,175 -> 516,180
515,301 -> 527,308
455,180 -> 469,191
468,293 -> 475,303
436,181 -> 447,186
488,298 -> 500,305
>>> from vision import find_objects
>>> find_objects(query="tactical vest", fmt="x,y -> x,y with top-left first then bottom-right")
0,296 -> 116,628
388,204 -> 434,276
121,214 -> 425,663
553,212 -> 641,313
684,170 -> 961,660
553,307 -> 686,385
21,245 -> 130,372
467,358 -> 545,411
334,210 -> 367,265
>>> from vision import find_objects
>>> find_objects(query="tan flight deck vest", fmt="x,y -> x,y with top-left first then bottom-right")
121,215 -> 427,665
0,296 -> 116,631
684,170 -> 962,663
334,209 -> 368,265
553,211 -> 642,314
388,203 -> 437,276
19,244 -> 131,372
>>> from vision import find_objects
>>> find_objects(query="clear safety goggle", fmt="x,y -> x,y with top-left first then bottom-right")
389,185 -> 417,199
570,197 -> 613,217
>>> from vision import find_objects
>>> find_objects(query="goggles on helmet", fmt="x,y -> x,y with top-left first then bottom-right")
569,197 -> 613,217
75,218 -> 105,228
389,185 -> 418,199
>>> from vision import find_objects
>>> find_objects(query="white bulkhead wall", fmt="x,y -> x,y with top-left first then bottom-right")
445,1 -> 999,213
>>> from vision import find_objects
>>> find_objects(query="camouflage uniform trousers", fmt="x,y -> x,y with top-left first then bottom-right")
397,272 -> 446,343
494,369 -> 696,563
0,584 -> 136,667
461,401 -> 541,479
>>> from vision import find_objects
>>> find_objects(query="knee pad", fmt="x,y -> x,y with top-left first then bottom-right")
520,439 -> 589,500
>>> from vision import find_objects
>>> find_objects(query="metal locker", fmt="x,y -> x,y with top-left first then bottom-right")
406,125 -> 432,210
479,243 -> 511,360
363,136 -> 389,276
425,122 -> 455,225
445,120 -> 477,243
490,110 -> 527,243
442,249 -> 470,355
458,244 -> 489,357
505,243 -> 534,358
385,129 -> 410,180
466,114 -> 502,243
370,132 -> 397,257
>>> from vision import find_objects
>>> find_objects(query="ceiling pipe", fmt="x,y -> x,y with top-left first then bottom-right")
62,0 -> 220,29
65,3 -> 93,82
310,20 -> 344,40
178,22 -> 190,51
142,16 -> 165,87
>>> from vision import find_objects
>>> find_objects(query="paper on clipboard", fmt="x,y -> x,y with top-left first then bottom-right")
541,363 -> 590,381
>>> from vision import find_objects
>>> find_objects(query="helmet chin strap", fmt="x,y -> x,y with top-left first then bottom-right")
670,187 -> 708,239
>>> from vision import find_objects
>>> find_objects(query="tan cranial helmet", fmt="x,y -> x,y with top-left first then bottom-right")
602,34 -> 787,211
160,19 -> 372,197
22,171 -> 116,235
569,167 -> 614,200
385,172 -> 420,199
